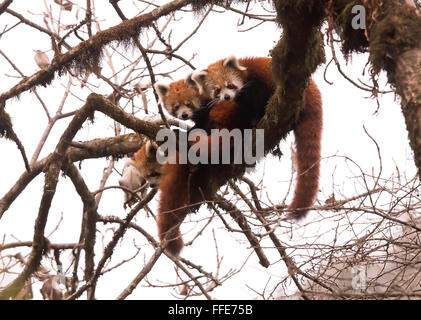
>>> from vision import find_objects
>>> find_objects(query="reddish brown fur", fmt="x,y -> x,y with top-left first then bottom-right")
163,79 -> 201,104
201,56 -> 322,219
159,79 -> 201,116
205,57 -> 274,93
288,80 -> 322,218
157,56 -> 323,255
238,57 -> 275,92
207,101 -> 245,130
132,143 -> 162,182
157,98 -> 255,255
157,159 -> 189,255
158,153 -> 238,255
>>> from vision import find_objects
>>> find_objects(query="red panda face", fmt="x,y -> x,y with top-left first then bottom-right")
154,78 -> 201,120
192,56 -> 246,101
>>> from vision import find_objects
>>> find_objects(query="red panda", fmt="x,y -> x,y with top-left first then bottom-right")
119,141 -> 162,207
192,56 -> 323,220
193,56 -> 275,102
156,56 -> 322,255
154,75 -> 205,120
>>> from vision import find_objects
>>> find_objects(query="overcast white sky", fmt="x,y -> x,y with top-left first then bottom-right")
0,1 -> 417,300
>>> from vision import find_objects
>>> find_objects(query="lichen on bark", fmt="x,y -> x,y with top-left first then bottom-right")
332,0 -> 421,177
258,0 -> 326,154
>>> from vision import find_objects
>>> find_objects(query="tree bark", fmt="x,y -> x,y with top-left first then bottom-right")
395,48 -> 421,176
332,0 -> 421,178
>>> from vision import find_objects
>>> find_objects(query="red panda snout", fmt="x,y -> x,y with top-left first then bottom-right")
220,89 -> 237,101
175,106 -> 194,120
210,87 -> 238,101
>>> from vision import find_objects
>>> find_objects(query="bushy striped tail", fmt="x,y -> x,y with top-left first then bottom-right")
157,161 -> 189,256
287,80 -> 323,220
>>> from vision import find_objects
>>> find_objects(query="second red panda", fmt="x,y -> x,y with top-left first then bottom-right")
192,56 -> 323,220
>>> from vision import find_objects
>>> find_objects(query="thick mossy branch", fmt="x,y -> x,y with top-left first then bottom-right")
334,0 -> 369,56
333,0 -> 421,85
59,45 -> 104,77
258,0 -> 326,154
275,0 -> 327,28
369,2 -> 421,85
332,0 -> 421,178
0,107 -> 13,139
395,48 -> 421,178
67,133 -> 145,162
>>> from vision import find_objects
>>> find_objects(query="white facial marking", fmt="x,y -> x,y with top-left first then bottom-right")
219,88 -> 237,101
176,106 -> 193,120
213,76 -> 245,101
232,78 -> 244,90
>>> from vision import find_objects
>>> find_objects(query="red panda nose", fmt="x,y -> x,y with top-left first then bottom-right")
223,94 -> 231,101
181,113 -> 189,120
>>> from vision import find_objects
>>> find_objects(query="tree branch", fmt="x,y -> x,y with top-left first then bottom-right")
0,0 -> 196,105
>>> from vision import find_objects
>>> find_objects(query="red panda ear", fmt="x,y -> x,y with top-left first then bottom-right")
184,73 -> 197,88
146,141 -> 165,161
154,83 -> 169,100
223,56 -> 246,71
192,70 -> 208,94
145,141 -> 157,157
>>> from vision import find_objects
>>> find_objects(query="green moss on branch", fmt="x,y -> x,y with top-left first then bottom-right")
259,0 -> 326,154
369,2 -> 421,85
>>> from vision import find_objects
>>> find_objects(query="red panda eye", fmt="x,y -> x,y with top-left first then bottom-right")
174,105 -> 180,111
214,88 -> 221,95
227,84 -> 237,90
